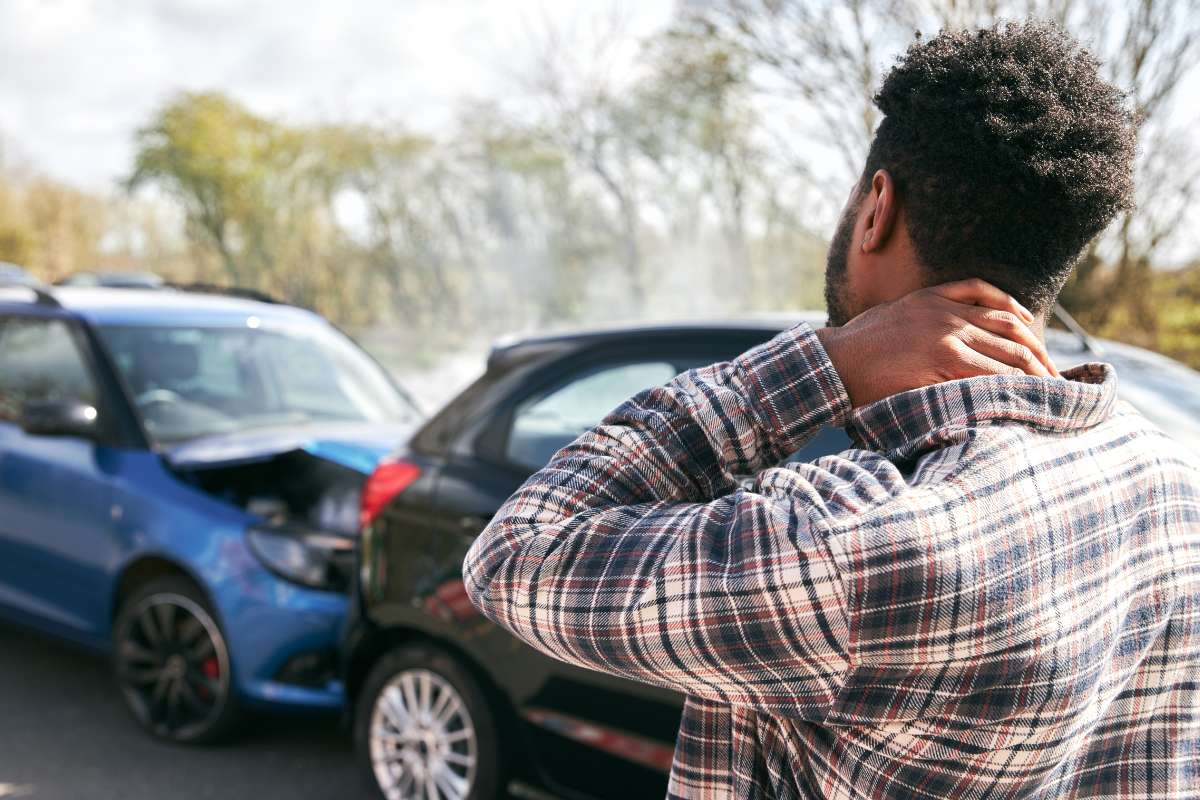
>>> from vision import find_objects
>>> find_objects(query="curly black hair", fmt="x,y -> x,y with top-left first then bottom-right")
863,21 -> 1136,313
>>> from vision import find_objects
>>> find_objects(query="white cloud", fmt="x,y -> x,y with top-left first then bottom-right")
0,0 -> 675,189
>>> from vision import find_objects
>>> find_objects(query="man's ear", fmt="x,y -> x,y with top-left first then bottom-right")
860,169 -> 898,254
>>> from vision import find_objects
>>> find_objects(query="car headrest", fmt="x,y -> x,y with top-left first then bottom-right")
135,339 -> 200,383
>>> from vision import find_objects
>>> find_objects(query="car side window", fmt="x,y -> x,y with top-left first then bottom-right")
506,361 -> 679,470
0,316 -> 98,423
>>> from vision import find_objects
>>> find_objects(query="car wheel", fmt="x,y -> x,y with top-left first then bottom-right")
356,643 -> 504,800
112,575 -> 239,744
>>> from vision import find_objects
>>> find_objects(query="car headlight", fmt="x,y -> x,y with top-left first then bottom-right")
247,526 -> 356,592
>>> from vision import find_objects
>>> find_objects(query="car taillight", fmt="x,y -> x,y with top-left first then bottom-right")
360,458 -> 421,530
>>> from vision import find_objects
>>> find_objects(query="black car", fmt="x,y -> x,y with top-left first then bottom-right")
344,314 -> 1200,800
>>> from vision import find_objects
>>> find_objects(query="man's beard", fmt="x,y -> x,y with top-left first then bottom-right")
823,200 -> 858,327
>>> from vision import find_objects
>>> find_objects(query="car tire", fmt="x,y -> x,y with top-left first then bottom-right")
112,575 -> 239,744
356,643 -> 505,800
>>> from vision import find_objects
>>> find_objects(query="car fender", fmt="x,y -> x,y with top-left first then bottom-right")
102,449 -> 261,626
359,597 -> 499,679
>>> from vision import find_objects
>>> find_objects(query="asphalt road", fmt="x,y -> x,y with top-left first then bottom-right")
0,623 -> 364,800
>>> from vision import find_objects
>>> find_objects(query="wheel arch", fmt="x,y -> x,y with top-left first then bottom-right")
110,554 -> 210,623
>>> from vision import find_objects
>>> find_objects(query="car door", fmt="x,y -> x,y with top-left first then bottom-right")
430,355 -> 703,797
0,313 -> 119,643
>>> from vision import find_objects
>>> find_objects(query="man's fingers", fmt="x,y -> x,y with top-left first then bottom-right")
952,304 -> 1061,377
954,348 -> 1028,380
929,278 -> 1035,323
957,327 -> 1052,378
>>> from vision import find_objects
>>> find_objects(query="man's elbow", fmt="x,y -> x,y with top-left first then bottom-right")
461,531 -> 490,612
460,518 -> 513,619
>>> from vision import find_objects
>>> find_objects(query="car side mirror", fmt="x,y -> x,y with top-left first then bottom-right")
19,399 -> 100,439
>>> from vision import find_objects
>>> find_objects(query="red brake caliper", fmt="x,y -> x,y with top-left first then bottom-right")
198,657 -> 219,699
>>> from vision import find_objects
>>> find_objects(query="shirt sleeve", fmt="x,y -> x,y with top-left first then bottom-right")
462,322 -> 856,717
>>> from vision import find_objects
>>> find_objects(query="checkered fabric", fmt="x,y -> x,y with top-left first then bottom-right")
463,322 -> 1200,798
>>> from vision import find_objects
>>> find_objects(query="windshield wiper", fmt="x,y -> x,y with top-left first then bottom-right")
1052,303 -> 1104,357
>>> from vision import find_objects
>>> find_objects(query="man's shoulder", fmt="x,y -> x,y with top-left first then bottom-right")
1108,399 -> 1200,472
950,400 -> 1196,475
759,406 -> 1200,530
997,400 -> 1200,488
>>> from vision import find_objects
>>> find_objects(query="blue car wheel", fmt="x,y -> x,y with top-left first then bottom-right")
112,576 -> 240,743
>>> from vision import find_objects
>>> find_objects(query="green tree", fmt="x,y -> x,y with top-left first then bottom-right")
129,93 -> 308,286
706,0 -> 1200,334
0,173 -> 36,266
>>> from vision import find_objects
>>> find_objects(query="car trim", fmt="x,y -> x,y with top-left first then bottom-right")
522,706 -> 675,773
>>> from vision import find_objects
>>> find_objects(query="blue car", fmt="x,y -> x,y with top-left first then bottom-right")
0,283 -> 421,742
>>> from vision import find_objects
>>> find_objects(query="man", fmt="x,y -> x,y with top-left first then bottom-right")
464,21 -> 1200,799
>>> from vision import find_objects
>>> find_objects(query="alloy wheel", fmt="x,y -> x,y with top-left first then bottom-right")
114,592 -> 230,741
369,668 -> 478,800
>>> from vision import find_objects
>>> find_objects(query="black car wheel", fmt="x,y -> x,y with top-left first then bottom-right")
112,575 -> 238,743
356,644 -> 504,800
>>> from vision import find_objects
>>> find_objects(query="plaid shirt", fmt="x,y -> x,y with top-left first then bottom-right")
463,322 -> 1200,799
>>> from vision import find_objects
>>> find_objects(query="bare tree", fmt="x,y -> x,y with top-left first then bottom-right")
1079,0 -> 1200,331
709,0 -> 919,181
705,0 -> 1200,331
515,7 -> 655,310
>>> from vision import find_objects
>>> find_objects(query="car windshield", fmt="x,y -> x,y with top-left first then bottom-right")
1108,351 -> 1200,453
97,322 -> 420,444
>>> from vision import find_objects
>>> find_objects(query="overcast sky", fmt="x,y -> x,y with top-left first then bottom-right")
3,0 -> 1196,264
0,0 -> 675,190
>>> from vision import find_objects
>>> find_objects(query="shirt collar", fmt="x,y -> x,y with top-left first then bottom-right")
845,363 -> 1118,462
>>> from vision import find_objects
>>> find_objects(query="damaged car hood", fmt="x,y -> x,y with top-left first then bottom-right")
162,421 -> 415,473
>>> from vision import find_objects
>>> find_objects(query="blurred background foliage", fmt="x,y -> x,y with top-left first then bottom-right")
1,0 -> 1197,368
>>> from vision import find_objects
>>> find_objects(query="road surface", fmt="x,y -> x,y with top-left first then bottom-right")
0,623 -> 361,800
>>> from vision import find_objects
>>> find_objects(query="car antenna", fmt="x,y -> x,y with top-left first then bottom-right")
1052,302 -> 1103,357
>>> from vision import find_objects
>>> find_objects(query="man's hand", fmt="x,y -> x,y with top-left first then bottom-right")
815,279 -> 1060,409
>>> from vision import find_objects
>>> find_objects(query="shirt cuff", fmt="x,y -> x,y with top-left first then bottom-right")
734,322 -> 853,459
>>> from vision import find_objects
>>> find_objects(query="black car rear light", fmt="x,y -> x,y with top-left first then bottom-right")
359,458 -> 421,529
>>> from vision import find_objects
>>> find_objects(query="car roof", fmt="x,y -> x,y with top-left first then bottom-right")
0,262 -> 38,284
487,312 -> 828,370
0,285 -> 322,327
486,315 -> 1200,386
58,270 -> 166,288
